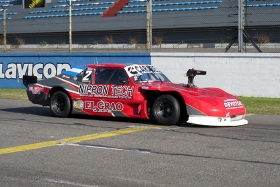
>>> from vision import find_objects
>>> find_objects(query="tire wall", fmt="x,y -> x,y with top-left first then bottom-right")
0,52 -> 151,88
151,53 -> 280,98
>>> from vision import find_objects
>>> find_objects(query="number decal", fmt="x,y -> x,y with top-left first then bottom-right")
82,71 -> 92,82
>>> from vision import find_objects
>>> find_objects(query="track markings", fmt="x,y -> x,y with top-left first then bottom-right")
0,127 -> 157,155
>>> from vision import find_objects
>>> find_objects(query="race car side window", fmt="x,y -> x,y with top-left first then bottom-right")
95,68 -> 114,84
107,69 -> 129,84
95,68 -> 129,84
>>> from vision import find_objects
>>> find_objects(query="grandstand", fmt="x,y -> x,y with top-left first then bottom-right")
0,0 -> 279,45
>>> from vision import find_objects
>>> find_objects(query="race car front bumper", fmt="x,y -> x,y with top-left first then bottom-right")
187,115 -> 248,126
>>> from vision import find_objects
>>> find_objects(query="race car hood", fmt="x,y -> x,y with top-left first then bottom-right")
140,82 -> 246,117
140,82 -> 227,97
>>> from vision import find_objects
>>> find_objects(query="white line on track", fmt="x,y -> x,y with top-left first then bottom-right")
44,178 -> 99,187
67,143 -> 151,154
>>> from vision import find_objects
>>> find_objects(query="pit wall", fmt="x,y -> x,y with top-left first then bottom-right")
151,53 -> 280,98
0,52 -> 279,98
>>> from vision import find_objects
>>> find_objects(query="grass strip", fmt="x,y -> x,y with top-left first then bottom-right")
0,89 -> 279,115
237,96 -> 280,115
0,88 -> 28,100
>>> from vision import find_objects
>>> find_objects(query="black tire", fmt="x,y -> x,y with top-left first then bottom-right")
152,94 -> 181,125
50,91 -> 71,117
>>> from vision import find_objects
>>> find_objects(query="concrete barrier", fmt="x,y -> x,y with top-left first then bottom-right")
151,52 -> 280,98
0,52 -> 279,97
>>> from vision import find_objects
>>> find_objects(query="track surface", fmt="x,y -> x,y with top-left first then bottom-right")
0,99 -> 279,187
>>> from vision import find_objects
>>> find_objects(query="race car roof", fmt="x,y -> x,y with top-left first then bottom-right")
63,63 -> 150,77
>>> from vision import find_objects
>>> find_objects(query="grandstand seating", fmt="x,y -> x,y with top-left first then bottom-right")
0,12 -> 17,15
23,0 -> 224,19
0,0 -> 279,46
0,0 -> 17,20
1,0 -> 280,20
245,3 -> 280,7
0,17 -> 11,20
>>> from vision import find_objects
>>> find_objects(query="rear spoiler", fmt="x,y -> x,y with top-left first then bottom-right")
185,68 -> 206,87
23,75 -> 37,87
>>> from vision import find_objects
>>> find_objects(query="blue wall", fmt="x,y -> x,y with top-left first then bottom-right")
0,52 -> 151,88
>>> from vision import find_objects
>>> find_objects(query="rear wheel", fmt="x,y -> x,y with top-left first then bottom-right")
50,91 -> 71,117
152,94 -> 181,125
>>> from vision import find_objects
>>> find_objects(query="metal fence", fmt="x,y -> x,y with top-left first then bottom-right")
0,0 -> 279,52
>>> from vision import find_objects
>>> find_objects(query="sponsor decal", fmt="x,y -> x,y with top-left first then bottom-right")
62,75 -> 70,79
224,99 -> 243,109
73,98 -> 84,112
125,64 -> 162,77
110,85 -> 134,99
141,86 -> 149,90
78,84 -> 134,99
0,62 -> 71,80
84,100 -> 124,113
226,112 -> 230,118
78,85 -> 109,96
28,86 -> 44,94
82,70 -> 92,82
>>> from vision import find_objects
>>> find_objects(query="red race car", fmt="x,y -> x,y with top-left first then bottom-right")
23,63 -> 248,126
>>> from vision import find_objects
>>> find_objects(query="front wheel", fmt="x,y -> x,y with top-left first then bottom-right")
152,94 -> 181,125
50,91 -> 71,117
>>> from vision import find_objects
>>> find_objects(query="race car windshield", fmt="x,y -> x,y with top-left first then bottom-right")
135,72 -> 170,82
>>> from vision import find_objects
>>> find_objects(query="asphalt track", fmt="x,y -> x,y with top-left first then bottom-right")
0,99 -> 279,187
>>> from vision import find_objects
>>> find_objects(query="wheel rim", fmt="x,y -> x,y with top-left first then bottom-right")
53,94 -> 66,113
154,99 -> 173,119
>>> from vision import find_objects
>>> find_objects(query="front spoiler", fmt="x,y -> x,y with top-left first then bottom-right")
187,115 -> 248,126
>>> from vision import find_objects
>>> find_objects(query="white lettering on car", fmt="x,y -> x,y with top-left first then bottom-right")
111,85 -> 134,98
78,85 -> 109,96
28,86 -> 44,94
125,64 -> 162,77
224,99 -> 243,109
84,100 -> 124,113
82,70 -> 92,82
78,84 -> 134,99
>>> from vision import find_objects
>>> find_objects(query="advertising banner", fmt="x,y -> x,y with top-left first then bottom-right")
0,52 -> 150,88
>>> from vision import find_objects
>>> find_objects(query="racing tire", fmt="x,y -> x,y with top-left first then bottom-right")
152,94 -> 181,125
50,91 -> 71,118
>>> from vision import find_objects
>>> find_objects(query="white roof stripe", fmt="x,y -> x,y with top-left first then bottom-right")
68,68 -> 84,73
